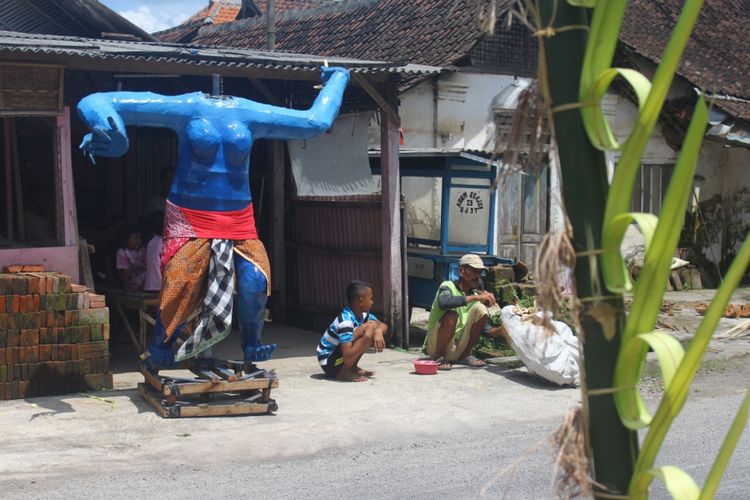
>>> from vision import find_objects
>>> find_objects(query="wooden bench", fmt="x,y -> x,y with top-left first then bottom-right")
97,286 -> 159,353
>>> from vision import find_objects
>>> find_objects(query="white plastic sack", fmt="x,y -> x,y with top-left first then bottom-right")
500,305 -> 580,386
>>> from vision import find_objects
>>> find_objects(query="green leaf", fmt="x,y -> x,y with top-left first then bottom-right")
601,212 -> 659,293
580,1 -> 627,100
600,0 -> 705,292
567,0 -> 596,7
700,390 -> 750,499
622,96 -> 708,340
631,466 -> 700,500
634,233 -> 750,477
615,331 -> 685,429
582,68 -> 652,150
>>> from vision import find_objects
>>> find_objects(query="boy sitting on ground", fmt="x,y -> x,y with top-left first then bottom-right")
317,281 -> 388,382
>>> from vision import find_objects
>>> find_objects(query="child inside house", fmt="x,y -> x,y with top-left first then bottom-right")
116,223 -> 146,291
316,280 -> 388,382
143,211 -> 164,293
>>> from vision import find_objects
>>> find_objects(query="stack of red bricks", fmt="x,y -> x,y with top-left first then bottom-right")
0,266 -> 113,400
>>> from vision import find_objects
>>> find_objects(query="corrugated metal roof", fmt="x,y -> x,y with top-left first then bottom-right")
0,30 -> 441,78
0,0 -> 156,41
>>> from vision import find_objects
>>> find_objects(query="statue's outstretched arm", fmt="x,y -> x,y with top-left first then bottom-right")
77,92 -> 189,162
247,66 -> 350,140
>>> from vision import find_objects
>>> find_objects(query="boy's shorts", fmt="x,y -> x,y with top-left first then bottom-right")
321,345 -> 344,378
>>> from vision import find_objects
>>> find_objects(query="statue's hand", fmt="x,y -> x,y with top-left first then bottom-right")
79,116 -> 129,163
320,65 -> 349,84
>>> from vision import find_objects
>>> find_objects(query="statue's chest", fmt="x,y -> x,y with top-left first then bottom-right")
185,118 -> 253,168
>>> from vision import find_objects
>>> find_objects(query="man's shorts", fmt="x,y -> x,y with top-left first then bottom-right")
424,302 -> 488,362
320,345 -> 344,378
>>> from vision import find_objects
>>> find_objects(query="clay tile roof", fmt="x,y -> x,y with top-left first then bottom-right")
192,0 -> 502,68
621,0 -> 750,119
156,1 -> 253,44
255,1 -> 338,14
155,0 -> 335,44
213,4 -> 242,24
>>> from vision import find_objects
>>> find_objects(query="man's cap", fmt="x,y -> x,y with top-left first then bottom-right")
459,254 -> 486,270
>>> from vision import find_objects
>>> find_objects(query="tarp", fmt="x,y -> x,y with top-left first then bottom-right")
288,112 -> 378,197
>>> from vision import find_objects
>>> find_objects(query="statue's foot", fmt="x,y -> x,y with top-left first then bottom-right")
243,343 -> 277,362
147,344 -> 177,369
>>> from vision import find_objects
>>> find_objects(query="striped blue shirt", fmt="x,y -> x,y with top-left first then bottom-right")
317,307 -> 377,365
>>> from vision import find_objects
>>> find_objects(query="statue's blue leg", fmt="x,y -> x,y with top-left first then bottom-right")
147,310 -> 179,369
235,254 -> 276,362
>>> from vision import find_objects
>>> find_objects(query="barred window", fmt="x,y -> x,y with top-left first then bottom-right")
631,164 -> 674,215
470,18 -> 538,77
0,117 -> 61,248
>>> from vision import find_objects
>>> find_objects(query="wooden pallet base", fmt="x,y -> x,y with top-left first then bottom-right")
138,383 -> 277,418
137,358 -> 279,418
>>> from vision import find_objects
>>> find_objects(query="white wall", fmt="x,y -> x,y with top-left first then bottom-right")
368,72 -> 530,153
369,74 -> 750,270
604,93 -> 678,168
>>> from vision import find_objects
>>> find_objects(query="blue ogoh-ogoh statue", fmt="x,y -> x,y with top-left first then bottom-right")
77,66 -> 350,367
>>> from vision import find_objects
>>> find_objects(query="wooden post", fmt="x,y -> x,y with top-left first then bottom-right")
3,118 -> 13,239
10,119 -> 25,240
57,107 -> 78,247
270,140 -> 286,323
380,78 -> 403,344
125,131 -> 138,224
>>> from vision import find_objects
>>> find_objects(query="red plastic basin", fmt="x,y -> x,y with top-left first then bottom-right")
414,359 -> 440,375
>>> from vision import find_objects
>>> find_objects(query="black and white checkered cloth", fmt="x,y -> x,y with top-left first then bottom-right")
175,239 -> 235,361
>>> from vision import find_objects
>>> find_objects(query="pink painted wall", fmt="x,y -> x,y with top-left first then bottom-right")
1,107 -> 81,281
0,245 -> 79,279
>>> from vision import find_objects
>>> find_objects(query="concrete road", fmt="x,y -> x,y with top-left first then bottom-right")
1,320 -> 748,499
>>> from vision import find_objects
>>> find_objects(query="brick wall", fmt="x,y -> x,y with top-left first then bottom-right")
0,271 -> 112,400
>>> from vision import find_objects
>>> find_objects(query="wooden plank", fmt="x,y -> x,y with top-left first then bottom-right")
352,73 -> 400,126
4,118 -> 12,239
679,268 -> 692,289
670,270 -> 682,291
10,119 -> 25,240
211,366 -> 238,382
247,78 -> 281,105
270,140 -> 286,323
177,401 -> 272,418
112,300 -> 143,352
379,77 -> 403,344
125,132 -> 138,224
78,238 -> 95,290
138,383 -> 170,418
195,370 -> 221,383
57,107 -> 79,247
138,383 -> 274,418
176,377 -> 278,396
690,269 -> 702,290
139,365 -> 166,393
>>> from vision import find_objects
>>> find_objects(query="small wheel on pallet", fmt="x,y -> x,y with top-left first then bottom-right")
267,399 -> 278,413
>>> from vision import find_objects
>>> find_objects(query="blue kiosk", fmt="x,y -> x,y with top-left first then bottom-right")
373,149 -> 514,312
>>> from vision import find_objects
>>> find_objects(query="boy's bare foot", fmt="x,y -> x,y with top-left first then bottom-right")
354,367 -> 375,377
336,369 -> 368,382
